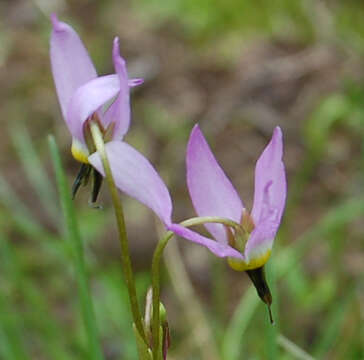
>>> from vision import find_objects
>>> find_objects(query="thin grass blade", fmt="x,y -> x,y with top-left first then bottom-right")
222,286 -> 259,360
48,135 -> 104,360
0,232 -> 71,360
0,290 -> 29,360
10,124 -> 59,222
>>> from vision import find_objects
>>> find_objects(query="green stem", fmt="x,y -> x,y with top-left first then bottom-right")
180,216 -> 241,231
48,136 -> 103,360
151,215 -> 240,359
163,240 -> 220,360
277,334 -> 315,360
151,231 -> 174,360
89,122 -> 146,343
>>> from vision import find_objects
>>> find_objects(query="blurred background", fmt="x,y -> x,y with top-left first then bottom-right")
1,0 -> 364,359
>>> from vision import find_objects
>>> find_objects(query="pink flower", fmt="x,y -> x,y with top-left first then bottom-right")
89,125 -> 286,267
50,14 -> 142,164
183,125 -> 286,270
50,14 -> 142,200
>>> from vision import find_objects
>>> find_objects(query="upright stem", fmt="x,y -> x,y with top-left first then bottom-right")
90,122 -> 146,342
151,231 -> 174,360
164,240 -> 220,360
49,136 -> 103,360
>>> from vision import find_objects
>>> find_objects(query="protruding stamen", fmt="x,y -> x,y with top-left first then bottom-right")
246,266 -> 274,324
104,122 -> 115,143
84,113 -> 106,155
267,304 -> 274,325
72,163 -> 91,199
225,225 -> 236,248
90,168 -> 103,204
241,208 -> 255,233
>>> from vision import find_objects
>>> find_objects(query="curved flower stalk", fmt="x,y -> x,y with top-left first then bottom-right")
88,141 -> 244,260
90,125 -> 286,265
87,139 -> 243,357
89,124 -> 286,324
50,14 -> 142,201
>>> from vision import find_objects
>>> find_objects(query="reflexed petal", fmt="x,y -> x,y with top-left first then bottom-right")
251,127 -> 286,226
71,137 -> 89,164
66,74 -> 120,141
88,141 -> 173,225
245,182 -> 280,262
169,224 -> 244,259
246,128 -> 286,264
244,218 -> 278,265
102,38 -> 131,140
186,125 -> 244,244
50,14 -> 97,120
67,74 -> 143,142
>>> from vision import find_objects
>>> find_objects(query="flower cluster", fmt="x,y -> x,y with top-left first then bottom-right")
50,14 -> 286,267
50,14 -> 286,337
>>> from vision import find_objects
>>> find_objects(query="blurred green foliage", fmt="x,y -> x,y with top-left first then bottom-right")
134,0 -> 315,41
1,0 -> 364,359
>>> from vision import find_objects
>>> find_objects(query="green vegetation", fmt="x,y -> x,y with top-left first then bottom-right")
1,0 -> 364,358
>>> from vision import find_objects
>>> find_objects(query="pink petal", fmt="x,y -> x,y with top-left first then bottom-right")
244,220 -> 279,264
102,38 -> 132,140
244,182 -> 280,261
169,224 -> 244,259
186,125 -> 244,244
251,126 -> 286,226
66,74 -> 120,141
50,14 -> 97,121
246,127 -> 286,260
88,141 -> 173,225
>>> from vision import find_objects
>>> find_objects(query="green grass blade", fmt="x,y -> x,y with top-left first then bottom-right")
10,124 -> 59,222
312,289 -> 354,358
222,286 -> 259,360
0,175 -> 69,262
0,175 -> 52,238
276,196 -> 364,279
277,335 -> 315,360
0,327 -> 14,360
0,232 -> 71,360
48,135 -> 104,360
0,290 -> 29,360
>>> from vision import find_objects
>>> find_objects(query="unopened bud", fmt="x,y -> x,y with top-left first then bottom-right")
144,287 -> 171,357
159,302 -> 167,325
144,287 -> 153,344
159,303 -> 170,360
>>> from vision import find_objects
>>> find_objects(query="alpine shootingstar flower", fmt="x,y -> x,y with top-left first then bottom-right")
89,124 -> 286,318
51,15 -> 286,315
184,125 -> 286,320
50,14 -> 142,201
185,125 -> 286,272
